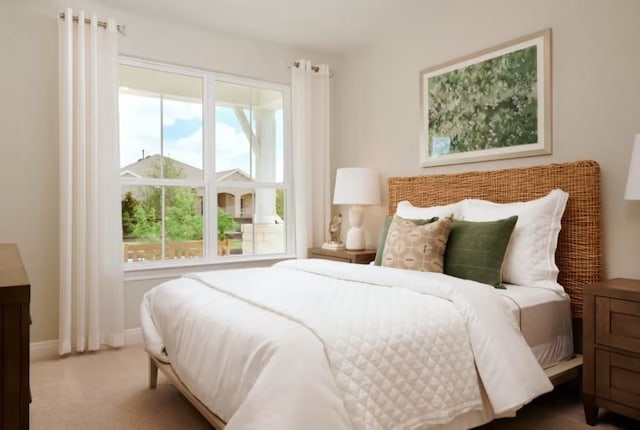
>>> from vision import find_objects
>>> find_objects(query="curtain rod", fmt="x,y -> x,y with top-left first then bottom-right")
292,61 -> 320,73
58,12 -> 125,34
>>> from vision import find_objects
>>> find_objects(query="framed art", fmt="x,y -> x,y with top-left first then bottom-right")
420,28 -> 552,167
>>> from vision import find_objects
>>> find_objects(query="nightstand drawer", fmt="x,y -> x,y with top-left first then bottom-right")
595,349 -> 640,409
595,296 -> 640,351
315,255 -> 351,263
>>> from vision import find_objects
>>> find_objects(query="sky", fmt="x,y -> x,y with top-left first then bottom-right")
119,93 -> 284,181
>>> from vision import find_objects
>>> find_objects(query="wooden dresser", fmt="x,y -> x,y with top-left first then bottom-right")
0,243 -> 30,429
583,278 -> 640,425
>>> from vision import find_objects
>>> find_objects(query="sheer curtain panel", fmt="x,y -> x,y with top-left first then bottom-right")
58,9 -> 124,355
291,60 -> 331,258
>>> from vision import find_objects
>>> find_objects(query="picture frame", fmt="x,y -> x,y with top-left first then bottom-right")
420,28 -> 552,167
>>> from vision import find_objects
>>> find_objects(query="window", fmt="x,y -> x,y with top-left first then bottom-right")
119,59 -> 291,266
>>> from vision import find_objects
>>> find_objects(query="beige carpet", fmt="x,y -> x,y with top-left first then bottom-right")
30,344 -> 637,429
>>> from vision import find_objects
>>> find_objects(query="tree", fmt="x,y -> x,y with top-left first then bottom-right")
131,206 -> 161,242
166,189 -> 204,241
217,208 -> 238,241
123,157 -> 247,246
121,191 -> 139,238
275,189 -> 285,220
138,158 -> 187,221
124,157 -> 205,243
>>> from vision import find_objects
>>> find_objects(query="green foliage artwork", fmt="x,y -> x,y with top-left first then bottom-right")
428,45 -> 537,155
421,29 -> 551,167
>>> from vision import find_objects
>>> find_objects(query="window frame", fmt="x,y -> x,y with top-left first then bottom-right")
119,56 -> 294,275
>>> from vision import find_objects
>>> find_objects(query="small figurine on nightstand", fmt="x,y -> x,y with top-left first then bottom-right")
322,214 -> 345,250
329,214 -> 342,242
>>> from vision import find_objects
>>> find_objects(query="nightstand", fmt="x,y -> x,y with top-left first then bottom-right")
583,278 -> 640,425
308,247 -> 377,265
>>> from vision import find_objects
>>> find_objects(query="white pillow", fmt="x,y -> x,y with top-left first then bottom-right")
396,200 -> 463,220
461,189 -> 569,293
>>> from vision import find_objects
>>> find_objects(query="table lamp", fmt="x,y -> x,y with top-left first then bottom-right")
332,167 -> 381,250
625,134 -> 640,200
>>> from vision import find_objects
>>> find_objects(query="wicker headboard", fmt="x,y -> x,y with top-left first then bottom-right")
388,160 -> 602,319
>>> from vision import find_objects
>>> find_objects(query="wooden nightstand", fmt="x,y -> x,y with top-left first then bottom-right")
583,278 -> 640,425
308,247 -> 377,265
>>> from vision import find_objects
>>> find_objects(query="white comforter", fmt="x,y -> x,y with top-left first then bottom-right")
141,259 -> 552,429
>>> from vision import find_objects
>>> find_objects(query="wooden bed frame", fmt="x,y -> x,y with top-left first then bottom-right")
148,354 -> 227,429
148,159 -> 603,429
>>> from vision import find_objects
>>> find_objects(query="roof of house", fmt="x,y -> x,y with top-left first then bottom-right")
120,154 -> 252,182
216,169 -> 253,182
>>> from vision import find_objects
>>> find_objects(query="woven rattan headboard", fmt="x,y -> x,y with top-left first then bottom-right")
388,160 -> 602,319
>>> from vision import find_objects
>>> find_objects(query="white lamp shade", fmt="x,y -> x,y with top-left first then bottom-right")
333,167 -> 381,205
625,134 -> 640,200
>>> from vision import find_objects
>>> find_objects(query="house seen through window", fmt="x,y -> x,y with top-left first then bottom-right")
119,60 -> 290,265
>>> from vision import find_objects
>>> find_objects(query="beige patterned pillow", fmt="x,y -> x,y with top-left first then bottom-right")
381,214 -> 453,272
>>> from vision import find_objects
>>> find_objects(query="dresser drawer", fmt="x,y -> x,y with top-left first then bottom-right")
595,296 -> 640,351
595,349 -> 640,410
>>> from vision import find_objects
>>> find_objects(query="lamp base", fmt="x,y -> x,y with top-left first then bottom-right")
345,205 -> 366,250
345,227 -> 365,251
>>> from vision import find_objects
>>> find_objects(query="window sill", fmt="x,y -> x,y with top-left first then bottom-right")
123,253 -> 297,282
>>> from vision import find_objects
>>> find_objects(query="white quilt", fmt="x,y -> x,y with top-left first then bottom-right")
141,259 -> 552,429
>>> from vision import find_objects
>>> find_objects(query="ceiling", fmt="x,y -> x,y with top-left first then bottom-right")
104,0 -> 431,54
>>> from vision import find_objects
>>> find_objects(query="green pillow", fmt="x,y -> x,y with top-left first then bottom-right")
443,216 -> 518,288
374,215 -> 438,266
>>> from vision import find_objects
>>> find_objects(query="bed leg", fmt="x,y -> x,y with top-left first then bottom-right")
149,356 -> 158,389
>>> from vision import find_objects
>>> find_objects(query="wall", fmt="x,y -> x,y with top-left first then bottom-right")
0,0 -> 334,342
332,0 -> 640,279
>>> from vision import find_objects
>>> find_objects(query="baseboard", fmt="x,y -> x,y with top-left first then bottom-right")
125,327 -> 143,345
30,339 -> 60,361
30,327 -> 144,361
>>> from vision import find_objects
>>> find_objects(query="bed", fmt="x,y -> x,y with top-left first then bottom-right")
498,283 -> 574,370
141,160 -> 602,429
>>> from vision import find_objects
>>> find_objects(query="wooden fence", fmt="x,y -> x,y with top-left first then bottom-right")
123,241 -> 204,262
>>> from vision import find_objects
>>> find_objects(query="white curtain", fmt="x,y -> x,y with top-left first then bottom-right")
291,60 -> 331,258
58,9 -> 124,355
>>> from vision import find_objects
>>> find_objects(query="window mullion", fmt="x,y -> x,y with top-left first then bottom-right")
282,86 -> 294,255
161,186 -> 166,260
160,93 -> 165,259
122,178 -> 204,187
204,74 -> 217,261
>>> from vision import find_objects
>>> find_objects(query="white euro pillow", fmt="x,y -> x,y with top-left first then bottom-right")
461,189 -> 569,294
396,200 -> 463,220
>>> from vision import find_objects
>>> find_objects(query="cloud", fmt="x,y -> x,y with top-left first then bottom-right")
163,99 -> 202,127
216,123 -> 251,174
119,94 -> 161,166
165,127 -> 204,169
120,94 -> 203,167
120,93 -> 262,177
